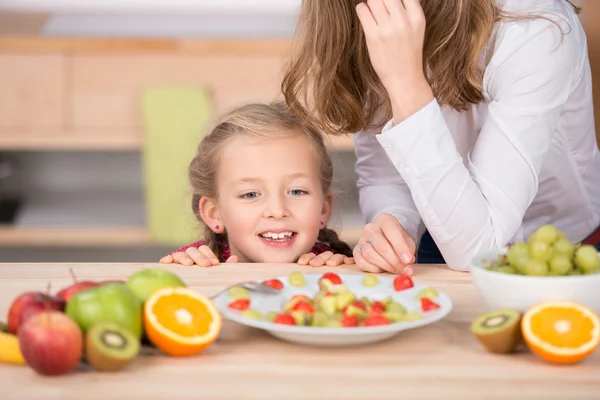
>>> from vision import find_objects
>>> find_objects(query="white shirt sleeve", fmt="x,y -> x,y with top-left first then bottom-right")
354,127 -> 424,245
374,16 -> 580,271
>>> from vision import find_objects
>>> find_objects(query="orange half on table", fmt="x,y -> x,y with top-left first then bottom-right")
144,287 -> 222,357
522,301 -> 600,365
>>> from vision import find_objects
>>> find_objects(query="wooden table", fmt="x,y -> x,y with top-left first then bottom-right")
1,262 -> 599,399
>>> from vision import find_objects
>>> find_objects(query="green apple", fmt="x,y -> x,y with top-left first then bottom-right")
65,283 -> 143,339
126,268 -> 186,303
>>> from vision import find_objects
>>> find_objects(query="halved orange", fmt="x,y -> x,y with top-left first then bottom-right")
522,301 -> 600,365
144,287 -> 222,357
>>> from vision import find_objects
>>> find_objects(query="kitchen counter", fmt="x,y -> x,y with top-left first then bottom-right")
1,262 -> 599,399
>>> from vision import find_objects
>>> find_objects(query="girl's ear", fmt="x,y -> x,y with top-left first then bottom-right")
320,193 -> 333,227
199,196 -> 225,234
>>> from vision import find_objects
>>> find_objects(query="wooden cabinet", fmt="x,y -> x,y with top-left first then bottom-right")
0,54 -> 65,129
0,38 -> 358,247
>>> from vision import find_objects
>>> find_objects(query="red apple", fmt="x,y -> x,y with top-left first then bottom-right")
56,281 -> 98,302
18,311 -> 83,376
7,292 -> 65,334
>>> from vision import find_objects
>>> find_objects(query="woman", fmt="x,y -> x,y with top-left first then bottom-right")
282,0 -> 600,274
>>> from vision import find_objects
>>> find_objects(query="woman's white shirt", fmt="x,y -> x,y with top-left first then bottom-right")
354,0 -> 600,271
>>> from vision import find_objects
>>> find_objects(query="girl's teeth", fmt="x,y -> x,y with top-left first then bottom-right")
261,232 -> 294,239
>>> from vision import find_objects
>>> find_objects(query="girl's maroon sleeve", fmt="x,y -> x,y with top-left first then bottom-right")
310,242 -> 338,255
170,240 -> 205,255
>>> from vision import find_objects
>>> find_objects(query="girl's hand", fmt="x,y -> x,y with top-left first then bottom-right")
298,252 -> 355,267
353,213 -> 416,275
159,245 -> 238,267
356,0 -> 433,121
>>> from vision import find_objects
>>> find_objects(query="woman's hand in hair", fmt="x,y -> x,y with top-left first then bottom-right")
298,252 -> 355,267
159,245 -> 238,267
353,213 -> 416,276
355,0 -> 433,122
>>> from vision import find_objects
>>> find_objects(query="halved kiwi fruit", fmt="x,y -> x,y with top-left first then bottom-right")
470,309 -> 522,354
85,321 -> 141,372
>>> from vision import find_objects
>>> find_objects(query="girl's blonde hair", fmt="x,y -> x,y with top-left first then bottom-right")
188,102 -> 353,261
281,0 -> 581,135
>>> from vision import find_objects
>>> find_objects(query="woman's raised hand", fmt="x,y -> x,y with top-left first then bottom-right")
353,213 -> 416,275
355,0 -> 433,121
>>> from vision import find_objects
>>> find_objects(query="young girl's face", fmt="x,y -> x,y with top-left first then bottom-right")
201,130 -> 332,263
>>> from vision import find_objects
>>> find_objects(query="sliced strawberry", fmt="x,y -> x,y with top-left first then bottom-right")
393,275 -> 414,291
273,313 -> 296,325
420,297 -> 440,312
364,315 -> 390,326
291,301 -> 315,315
370,301 -> 386,314
341,315 -> 359,327
228,298 -> 250,311
290,294 -> 311,303
262,279 -> 284,290
342,300 -> 367,313
320,272 -> 342,285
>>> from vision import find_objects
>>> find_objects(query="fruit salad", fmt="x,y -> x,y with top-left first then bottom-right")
486,224 -> 600,276
226,272 -> 442,328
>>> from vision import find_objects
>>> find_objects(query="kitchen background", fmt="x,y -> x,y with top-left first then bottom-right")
0,0 -> 597,263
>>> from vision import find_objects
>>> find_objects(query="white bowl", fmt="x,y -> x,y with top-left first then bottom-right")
213,273 -> 453,347
470,247 -> 600,314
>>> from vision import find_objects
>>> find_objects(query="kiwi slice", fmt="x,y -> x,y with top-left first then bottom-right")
470,309 -> 522,354
85,322 -> 140,372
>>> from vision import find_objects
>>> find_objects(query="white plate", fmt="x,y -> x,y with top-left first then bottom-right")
213,273 -> 453,347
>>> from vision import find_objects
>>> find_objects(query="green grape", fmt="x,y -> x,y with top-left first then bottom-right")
362,274 -> 379,287
507,242 -> 529,267
548,254 -> 573,275
387,301 -> 407,315
552,237 -> 575,259
584,267 -> 600,275
529,240 -> 552,262
496,266 -> 518,274
568,268 -> 583,276
532,224 -> 561,244
227,286 -> 250,300
264,311 -> 278,322
288,271 -> 306,287
241,309 -> 263,320
512,253 -> 531,274
524,259 -> 549,276
574,245 -> 600,273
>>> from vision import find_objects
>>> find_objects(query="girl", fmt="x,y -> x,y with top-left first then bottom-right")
160,102 -> 355,267
282,0 -> 600,274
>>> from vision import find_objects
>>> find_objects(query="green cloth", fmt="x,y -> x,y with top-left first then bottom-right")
141,87 -> 212,246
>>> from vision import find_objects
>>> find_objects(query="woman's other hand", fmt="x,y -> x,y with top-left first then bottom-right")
159,245 -> 238,267
353,213 -> 416,275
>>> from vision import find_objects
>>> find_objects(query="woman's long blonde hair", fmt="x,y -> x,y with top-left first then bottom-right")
282,0 -> 581,135
188,102 -> 353,260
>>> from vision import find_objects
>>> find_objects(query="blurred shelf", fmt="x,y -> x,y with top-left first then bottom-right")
0,226 -> 152,247
0,225 -> 362,248
0,131 -> 355,151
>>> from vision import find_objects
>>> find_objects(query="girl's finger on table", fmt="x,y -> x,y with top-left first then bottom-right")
172,251 -> 195,267
198,245 -> 220,265
297,253 -> 317,265
184,247 -> 212,267
325,253 -> 347,266
309,251 -> 334,267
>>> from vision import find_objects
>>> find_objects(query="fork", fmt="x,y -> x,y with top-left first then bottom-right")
210,280 -> 281,299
